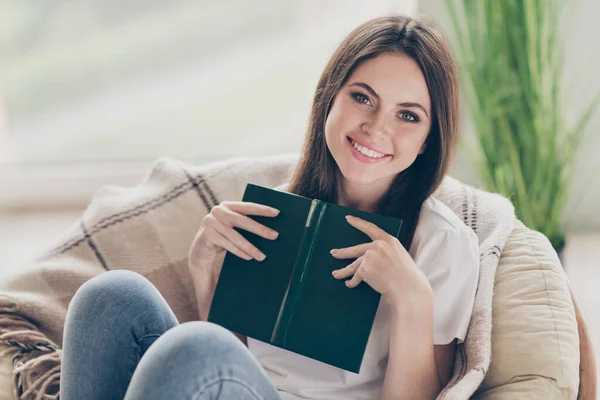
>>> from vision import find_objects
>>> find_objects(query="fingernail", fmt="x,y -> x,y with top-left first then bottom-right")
332,270 -> 337,276
257,252 -> 266,261
271,208 -> 280,215
330,249 -> 338,255
345,215 -> 352,220
270,231 -> 279,239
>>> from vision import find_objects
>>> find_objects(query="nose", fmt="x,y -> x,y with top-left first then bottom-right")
362,110 -> 392,139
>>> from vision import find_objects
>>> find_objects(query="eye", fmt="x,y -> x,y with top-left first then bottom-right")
398,111 -> 419,123
351,92 -> 372,106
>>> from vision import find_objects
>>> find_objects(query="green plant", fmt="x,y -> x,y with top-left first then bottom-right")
444,0 -> 600,251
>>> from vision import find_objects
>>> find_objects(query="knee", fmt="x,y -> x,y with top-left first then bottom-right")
151,321 -> 245,363
72,270 -> 149,303
67,270 -> 155,320
127,322 -> 273,399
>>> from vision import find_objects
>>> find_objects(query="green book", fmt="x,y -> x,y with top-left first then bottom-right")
207,182 -> 403,373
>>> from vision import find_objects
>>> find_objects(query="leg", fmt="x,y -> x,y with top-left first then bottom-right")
124,321 -> 280,400
60,270 -> 179,400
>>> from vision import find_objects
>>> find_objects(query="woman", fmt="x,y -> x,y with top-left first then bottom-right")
60,14 -> 479,400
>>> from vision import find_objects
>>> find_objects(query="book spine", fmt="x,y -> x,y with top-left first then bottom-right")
270,199 -> 326,346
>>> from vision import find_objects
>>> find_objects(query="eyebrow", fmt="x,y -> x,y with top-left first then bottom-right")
348,82 -> 429,118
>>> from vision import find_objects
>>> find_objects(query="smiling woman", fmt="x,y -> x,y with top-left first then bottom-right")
289,15 -> 460,245
265,15 -> 470,399
326,53 -> 431,196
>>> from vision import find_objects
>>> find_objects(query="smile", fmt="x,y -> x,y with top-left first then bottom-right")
346,137 -> 393,164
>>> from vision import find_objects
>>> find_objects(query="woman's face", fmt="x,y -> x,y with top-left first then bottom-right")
325,52 -> 432,191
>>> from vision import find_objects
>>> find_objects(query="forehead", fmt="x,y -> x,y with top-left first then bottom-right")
347,53 -> 431,110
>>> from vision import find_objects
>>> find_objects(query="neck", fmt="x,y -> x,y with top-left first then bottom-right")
334,170 -> 390,213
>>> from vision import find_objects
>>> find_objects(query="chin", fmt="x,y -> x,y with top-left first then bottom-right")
337,163 -> 381,185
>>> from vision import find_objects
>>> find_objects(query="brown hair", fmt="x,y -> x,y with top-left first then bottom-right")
287,14 -> 460,251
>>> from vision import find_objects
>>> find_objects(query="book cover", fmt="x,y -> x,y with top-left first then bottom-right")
207,182 -> 403,373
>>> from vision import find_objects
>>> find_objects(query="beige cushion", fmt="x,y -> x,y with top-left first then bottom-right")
0,222 -> 581,399
475,221 -> 580,399
0,343 -> 14,400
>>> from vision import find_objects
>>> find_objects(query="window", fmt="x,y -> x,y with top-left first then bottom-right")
0,0 -> 416,207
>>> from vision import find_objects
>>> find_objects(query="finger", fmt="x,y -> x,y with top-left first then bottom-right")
223,201 -> 280,217
214,205 -> 279,240
345,215 -> 388,241
330,242 -> 371,259
345,271 -> 363,288
207,225 -> 253,261
332,258 -> 362,279
211,222 -> 266,261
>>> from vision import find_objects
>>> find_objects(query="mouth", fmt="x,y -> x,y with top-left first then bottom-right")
346,136 -> 393,163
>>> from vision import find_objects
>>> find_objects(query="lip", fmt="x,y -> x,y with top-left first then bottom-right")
346,137 -> 392,164
347,137 -> 391,156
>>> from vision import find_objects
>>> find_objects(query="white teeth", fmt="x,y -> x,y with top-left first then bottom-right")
351,139 -> 387,158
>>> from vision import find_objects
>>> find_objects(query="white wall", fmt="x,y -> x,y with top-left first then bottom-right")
419,0 -> 600,233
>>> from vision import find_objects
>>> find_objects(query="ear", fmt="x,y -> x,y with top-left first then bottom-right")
418,141 -> 427,155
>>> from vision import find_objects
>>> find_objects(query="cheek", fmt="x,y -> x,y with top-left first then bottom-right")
393,130 -> 429,154
326,102 -> 361,138
324,108 -> 342,145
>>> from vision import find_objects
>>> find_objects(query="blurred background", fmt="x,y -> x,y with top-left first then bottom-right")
0,0 -> 413,261
0,0 -> 599,387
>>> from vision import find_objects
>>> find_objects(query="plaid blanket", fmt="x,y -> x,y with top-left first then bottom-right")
0,153 -> 515,399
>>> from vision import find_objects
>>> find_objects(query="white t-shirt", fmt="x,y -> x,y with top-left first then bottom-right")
247,194 -> 480,400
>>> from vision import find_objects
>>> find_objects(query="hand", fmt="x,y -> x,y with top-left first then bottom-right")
330,215 -> 432,306
188,201 -> 280,275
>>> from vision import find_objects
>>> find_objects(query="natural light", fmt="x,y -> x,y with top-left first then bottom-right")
0,1 -> 414,165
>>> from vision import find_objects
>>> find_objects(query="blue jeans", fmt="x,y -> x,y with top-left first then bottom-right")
60,269 -> 281,400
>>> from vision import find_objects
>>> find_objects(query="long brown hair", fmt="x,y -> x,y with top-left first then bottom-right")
287,15 -> 460,251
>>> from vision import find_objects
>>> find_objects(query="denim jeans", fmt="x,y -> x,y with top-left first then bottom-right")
60,269 -> 281,400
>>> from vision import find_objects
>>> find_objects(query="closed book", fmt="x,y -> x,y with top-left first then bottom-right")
207,182 -> 403,373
